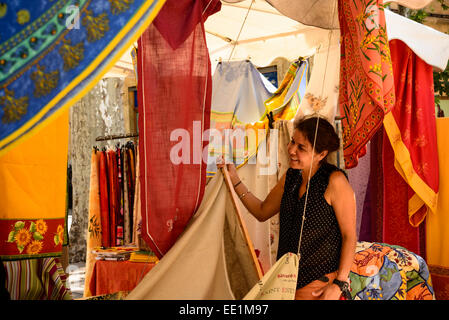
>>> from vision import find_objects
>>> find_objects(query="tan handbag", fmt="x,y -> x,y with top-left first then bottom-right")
243,168 -> 312,300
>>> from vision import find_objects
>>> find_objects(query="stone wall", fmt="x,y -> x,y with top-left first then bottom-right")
67,77 -> 135,263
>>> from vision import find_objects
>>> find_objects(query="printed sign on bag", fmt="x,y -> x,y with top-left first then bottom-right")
243,252 -> 299,300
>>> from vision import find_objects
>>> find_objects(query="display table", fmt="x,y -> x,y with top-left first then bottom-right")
89,260 -> 156,296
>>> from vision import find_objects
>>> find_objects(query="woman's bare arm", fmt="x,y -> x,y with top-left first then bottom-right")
224,164 -> 286,222
327,171 -> 357,282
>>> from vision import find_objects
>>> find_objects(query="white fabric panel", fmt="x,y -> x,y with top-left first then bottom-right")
294,31 -> 340,123
385,9 -> 449,72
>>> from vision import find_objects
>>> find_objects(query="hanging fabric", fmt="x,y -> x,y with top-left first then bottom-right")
295,34 -> 339,123
357,128 -> 384,243
106,150 -> 118,247
262,59 -> 309,124
98,150 -> 110,247
0,0 -> 166,157
3,257 -> 72,300
207,59 -> 308,178
382,39 -> 439,256
137,0 -> 221,258
123,148 -> 131,245
0,109 -> 69,260
427,118 -> 449,300
338,0 -> 396,169
116,147 -> 125,245
84,148 -> 102,297
383,132 -> 426,256
126,172 -> 259,299
132,149 -> 142,246
346,142 -> 371,239
91,142 -> 138,251
206,60 -> 277,177
384,39 -> 439,229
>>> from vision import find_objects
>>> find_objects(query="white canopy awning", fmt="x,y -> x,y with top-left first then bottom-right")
205,0 -> 449,71
107,0 -> 448,77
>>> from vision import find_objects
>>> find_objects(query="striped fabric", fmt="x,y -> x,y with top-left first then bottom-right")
3,257 -> 72,300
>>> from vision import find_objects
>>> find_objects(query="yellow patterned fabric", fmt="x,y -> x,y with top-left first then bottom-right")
0,109 -> 69,260
84,149 -> 103,297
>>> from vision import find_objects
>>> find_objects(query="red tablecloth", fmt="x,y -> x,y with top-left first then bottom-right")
89,260 -> 155,296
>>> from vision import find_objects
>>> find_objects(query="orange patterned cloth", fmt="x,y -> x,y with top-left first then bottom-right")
338,0 -> 395,169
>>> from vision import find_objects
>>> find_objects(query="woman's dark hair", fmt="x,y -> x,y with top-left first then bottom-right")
293,116 -> 340,163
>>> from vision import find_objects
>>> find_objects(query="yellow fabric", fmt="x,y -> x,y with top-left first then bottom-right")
237,62 -> 303,171
129,252 -> 159,263
132,149 -> 141,246
84,149 -> 103,297
262,63 -> 302,120
383,112 -> 438,227
426,118 -> 449,267
0,109 -> 69,220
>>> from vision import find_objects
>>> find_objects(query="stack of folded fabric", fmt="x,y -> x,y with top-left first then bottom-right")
92,247 -> 138,261
129,251 -> 159,263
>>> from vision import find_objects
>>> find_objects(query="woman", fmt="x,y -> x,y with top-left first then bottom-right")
218,116 -> 356,300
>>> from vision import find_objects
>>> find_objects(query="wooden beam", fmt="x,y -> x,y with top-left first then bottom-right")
220,166 -> 264,280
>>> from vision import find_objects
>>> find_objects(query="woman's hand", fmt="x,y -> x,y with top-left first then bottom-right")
216,156 -> 238,182
311,283 -> 342,300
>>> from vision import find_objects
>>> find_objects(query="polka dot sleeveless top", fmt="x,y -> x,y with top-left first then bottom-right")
276,162 -> 346,289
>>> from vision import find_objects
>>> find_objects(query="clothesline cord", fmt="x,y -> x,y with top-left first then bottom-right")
210,0 -> 255,132
227,0 -> 255,62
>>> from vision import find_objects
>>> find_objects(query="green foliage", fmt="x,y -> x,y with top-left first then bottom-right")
438,0 -> 449,10
404,3 -> 449,103
434,61 -> 449,104
408,9 -> 429,23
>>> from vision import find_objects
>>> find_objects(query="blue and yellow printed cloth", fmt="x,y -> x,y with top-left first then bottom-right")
0,0 -> 165,155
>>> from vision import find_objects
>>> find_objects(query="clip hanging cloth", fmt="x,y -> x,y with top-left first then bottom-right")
267,111 -> 274,129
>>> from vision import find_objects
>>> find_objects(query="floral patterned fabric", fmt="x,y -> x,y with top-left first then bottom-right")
0,110 -> 69,260
338,0 -> 395,169
350,242 -> 434,300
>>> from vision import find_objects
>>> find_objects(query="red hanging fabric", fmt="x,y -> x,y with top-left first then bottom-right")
107,150 -> 117,247
137,0 -> 221,258
153,0 -> 221,50
338,0 -> 395,169
116,148 -> 124,246
98,151 -> 110,247
383,134 -> 424,254
382,39 -> 439,256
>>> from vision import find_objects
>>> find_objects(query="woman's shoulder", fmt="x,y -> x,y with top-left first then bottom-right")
317,163 -> 348,191
321,162 -> 348,180
326,165 -> 352,194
